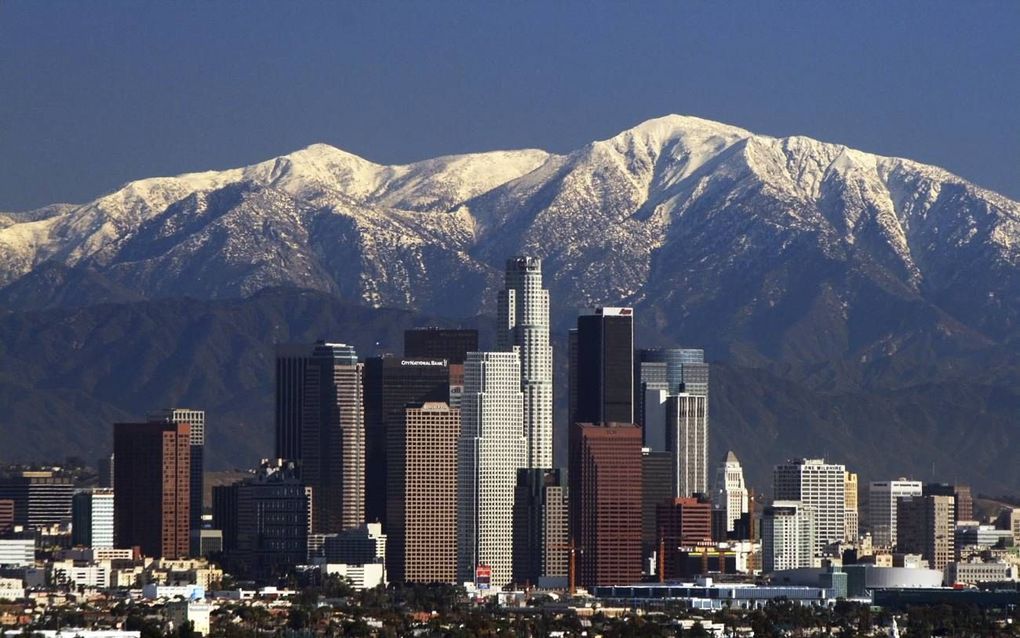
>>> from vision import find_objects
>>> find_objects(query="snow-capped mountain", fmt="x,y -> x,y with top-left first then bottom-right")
3,115 -> 1020,375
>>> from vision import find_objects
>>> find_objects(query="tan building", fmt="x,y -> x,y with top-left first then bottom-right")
897,495 -> 955,572
387,402 -> 460,583
844,472 -> 859,542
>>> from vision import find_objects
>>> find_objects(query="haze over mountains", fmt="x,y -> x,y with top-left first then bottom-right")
2,115 -> 1019,492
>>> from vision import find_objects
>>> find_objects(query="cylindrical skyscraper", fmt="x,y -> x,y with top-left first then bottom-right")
497,256 -> 553,468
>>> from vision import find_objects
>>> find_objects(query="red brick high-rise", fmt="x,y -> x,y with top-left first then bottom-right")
570,422 -> 642,588
655,497 -> 713,580
113,421 -> 191,559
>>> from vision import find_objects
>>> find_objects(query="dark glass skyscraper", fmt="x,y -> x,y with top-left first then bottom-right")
363,355 -> 449,525
572,307 -> 634,426
403,328 -> 478,365
274,341 -> 364,533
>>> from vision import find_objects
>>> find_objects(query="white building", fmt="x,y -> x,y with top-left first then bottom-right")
762,501 -> 816,572
496,256 -> 553,469
0,539 -> 35,567
50,560 -> 111,589
868,479 -> 923,549
457,351 -> 526,588
667,393 -> 708,498
166,600 -> 214,636
320,562 -> 386,590
714,451 -> 749,533
72,488 -> 115,548
774,459 -> 846,554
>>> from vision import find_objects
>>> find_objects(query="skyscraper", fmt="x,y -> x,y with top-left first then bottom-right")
71,488 -> 115,548
403,328 -> 479,364
512,468 -> 568,588
363,356 -> 449,525
275,342 -> 365,533
713,451 -> 749,534
641,448 -> 674,570
497,256 -> 553,469
656,497 -> 713,580
897,494 -> 955,571
571,422 -> 643,588
666,393 -> 708,498
387,402 -> 460,584
844,471 -> 859,542
457,351 -> 526,588
234,460 -> 311,580
573,308 -> 634,426
153,408 -> 205,547
773,459 -> 847,555
634,348 -> 710,433
868,479 -> 923,549
113,420 -> 191,559
761,501 -> 816,573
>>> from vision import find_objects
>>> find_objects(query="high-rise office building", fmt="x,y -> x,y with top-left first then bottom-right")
497,256 -> 553,468
924,483 -> 974,525
868,479 -> 923,549
275,342 -> 365,533
387,402 -> 460,584
634,349 -> 710,433
641,448 -> 674,569
897,495 -> 955,571
512,468 -> 568,588
761,501 -> 816,572
71,488 -> 114,548
655,497 -> 713,580
363,356 -> 449,525
572,308 -> 634,426
113,420 -> 191,559
844,472 -> 859,542
404,328 -> 479,365
571,422 -> 643,588
773,459 -> 847,555
233,460 -> 311,579
457,351 -> 526,588
714,451 -> 749,534
212,483 -> 239,554
153,408 -> 206,547
666,393 -> 708,498
0,471 -> 74,528
97,455 -> 114,489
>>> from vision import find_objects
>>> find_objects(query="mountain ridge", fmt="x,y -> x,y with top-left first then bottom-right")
2,114 -> 1020,491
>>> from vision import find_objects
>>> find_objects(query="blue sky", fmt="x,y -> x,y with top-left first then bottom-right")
1,1 -> 1017,209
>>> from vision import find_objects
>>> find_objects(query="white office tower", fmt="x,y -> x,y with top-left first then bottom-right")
497,256 -> 553,468
666,393 -> 708,498
714,451 -> 749,533
773,459 -> 846,555
457,351 -> 526,588
868,479 -> 923,549
761,501 -> 816,572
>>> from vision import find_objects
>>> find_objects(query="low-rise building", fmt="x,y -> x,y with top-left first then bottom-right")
166,600 -> 215,636
945,561 -> 1018,586
0,539 -> 35,567
319,562 -> 386,591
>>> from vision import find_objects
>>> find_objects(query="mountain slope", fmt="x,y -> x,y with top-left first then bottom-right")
2,115 -> 1020,489
0,290 -> 1017,492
